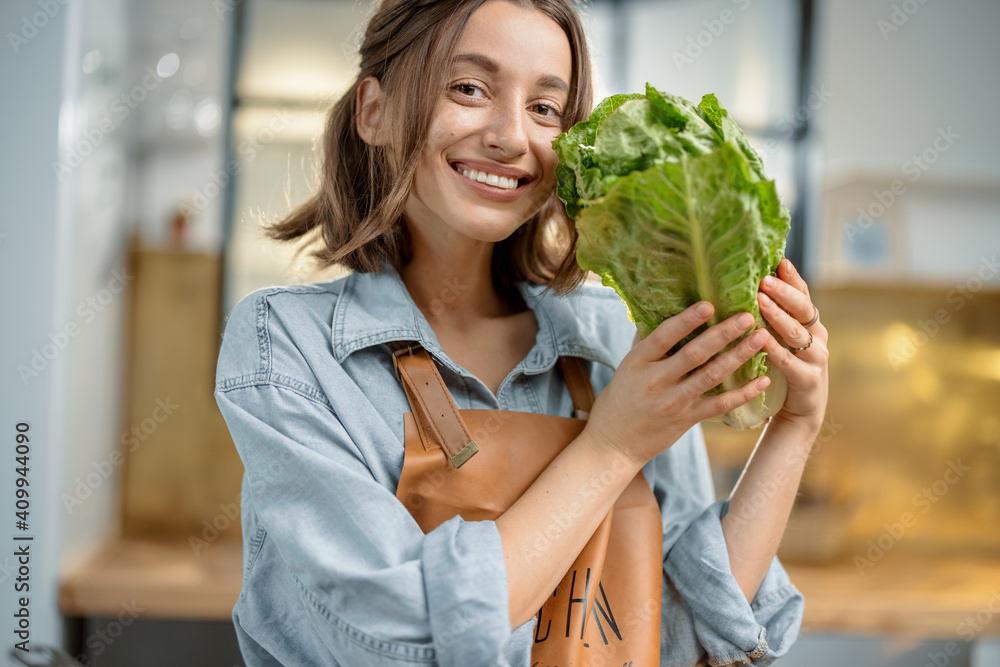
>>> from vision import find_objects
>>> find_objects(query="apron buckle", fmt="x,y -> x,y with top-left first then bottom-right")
391,343 -> 422,380
449,441 -> 478,468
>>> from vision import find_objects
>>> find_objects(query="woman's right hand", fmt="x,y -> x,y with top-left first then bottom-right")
582,301 -> 771,466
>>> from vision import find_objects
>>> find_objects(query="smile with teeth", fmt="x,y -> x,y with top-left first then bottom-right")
456,166 -> 521,190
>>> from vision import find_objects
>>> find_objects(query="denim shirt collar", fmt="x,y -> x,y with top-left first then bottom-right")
331,260 -> 618,377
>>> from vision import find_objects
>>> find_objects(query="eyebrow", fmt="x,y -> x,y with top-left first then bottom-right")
451,53 -> 569,93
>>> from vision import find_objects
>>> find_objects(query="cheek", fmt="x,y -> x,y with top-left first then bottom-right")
536,145 -> 559,183
426,106 -> 480,146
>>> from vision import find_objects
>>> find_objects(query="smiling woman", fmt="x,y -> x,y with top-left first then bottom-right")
268,0 -> 594,317
215,1 -> 809,665
397,3 -> 571,242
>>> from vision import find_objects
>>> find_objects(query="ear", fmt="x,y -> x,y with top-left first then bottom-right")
355,76 -> 387,146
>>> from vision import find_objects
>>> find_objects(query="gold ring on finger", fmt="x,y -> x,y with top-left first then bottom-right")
791,331 -> 813,354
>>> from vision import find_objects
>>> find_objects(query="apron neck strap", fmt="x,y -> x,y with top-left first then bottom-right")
387,342 -> 597,466
558,356 -> 595,419
388,341 -> 478,468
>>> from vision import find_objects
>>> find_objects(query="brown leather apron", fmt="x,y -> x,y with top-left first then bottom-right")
389,341 -> 663,666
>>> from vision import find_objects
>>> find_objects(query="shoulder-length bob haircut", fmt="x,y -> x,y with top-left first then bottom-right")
267,0 -> 595,307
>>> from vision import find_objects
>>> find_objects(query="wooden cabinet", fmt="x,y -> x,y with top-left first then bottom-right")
118,245 -> 243,539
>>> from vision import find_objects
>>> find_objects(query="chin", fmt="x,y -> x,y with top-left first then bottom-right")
463,217 -> 527,243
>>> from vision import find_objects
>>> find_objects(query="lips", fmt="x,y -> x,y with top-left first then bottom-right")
446,159 -> 535,203
457,167 -> 519,190
450,160 -> 532,192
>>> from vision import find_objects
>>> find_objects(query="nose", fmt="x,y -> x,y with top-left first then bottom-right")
483,100 -> 529,157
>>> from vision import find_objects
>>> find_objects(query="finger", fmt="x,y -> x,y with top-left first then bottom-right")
666,311 -> 756,375
777,258 -> 810,295
679,327 -> 768,397
637,301 -> 715,363
693,374 -> 771,423
760,273 -> 815,325
758,291 -> 813,350
759,328 -> 809,373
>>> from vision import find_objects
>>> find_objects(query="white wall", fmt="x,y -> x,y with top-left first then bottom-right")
813,0 -> 1000,286
58,0 -> 132,581
0,0 -> 226,654
816,0 -> 1000,182
0,0 -> 83,651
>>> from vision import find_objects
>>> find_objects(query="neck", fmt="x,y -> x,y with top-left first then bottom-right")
399,224 -> 514,328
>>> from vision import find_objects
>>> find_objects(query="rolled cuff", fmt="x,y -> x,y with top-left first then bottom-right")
423,515 -> 512,667
662,500 -> 803,666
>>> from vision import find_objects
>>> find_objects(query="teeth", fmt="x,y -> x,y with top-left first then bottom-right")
457,166 -> 519,190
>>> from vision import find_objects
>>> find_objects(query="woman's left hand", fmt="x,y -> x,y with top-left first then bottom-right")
757,258 -> 829,434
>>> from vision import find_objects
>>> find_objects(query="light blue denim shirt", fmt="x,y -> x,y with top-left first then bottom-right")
214,260 -> 803,667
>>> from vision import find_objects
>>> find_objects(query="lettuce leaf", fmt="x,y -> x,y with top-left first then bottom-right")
553,84 -> 791,430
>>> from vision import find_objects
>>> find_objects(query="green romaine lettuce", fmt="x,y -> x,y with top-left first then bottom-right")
554,84 -> 791,430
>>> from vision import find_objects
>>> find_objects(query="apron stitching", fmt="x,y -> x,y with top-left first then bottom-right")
424,351 -> 472,446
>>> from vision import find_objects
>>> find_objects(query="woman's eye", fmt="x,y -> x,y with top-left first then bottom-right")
452,82 -> 484,98
532,103 -> 562,118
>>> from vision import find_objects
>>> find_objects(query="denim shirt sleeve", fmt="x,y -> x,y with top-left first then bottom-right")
215,290 -> 515,667
646,425 -> 804,666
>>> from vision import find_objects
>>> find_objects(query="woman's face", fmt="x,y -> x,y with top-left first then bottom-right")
404,0 -> 573,246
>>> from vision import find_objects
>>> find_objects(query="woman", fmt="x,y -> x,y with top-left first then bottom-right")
215,0 -> 829,665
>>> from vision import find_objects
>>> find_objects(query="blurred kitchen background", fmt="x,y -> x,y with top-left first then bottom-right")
1,0 -> 998,665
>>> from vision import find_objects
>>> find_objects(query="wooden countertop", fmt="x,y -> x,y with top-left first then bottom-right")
59,538 -> 242,621
785,557 -> 1000,638
60,538 -> 1000,638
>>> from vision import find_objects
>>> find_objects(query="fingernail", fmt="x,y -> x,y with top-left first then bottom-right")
737,312 -> 754,329
750,330 -> 766,346
757,376 -> 771,390
762,275 -> 775,287
759,292 -> 773,305
695,302 -> 712,317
